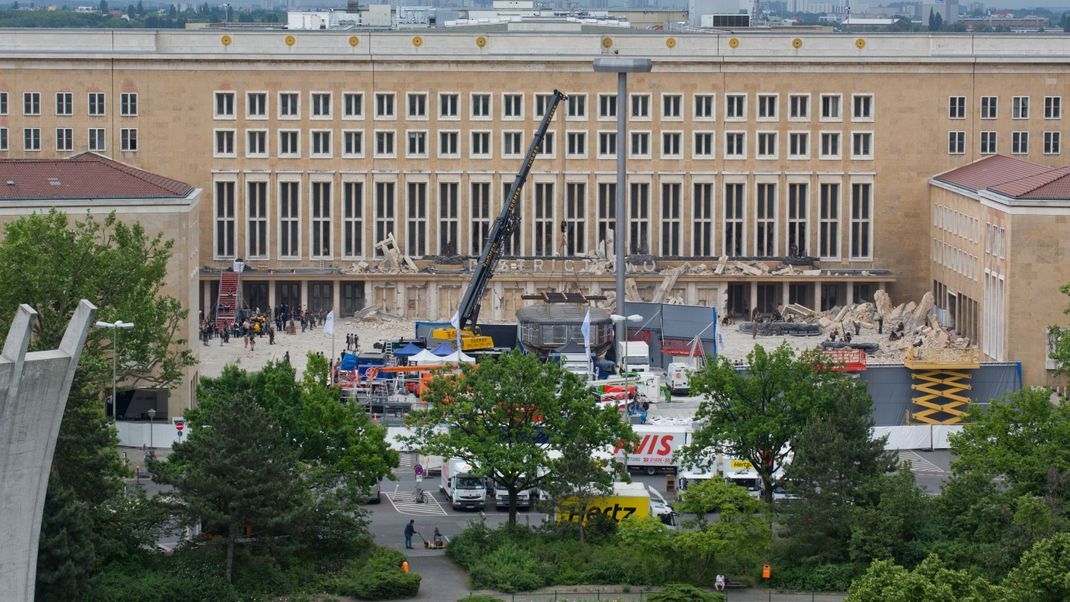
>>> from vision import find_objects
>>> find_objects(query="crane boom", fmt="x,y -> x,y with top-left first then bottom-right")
455,89 -> 566,332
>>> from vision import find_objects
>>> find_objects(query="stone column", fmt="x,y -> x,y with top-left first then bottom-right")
814,281 -> 823,312
332,280 -> 341,316
749,280 -> 758,314
202,281 -> 211,318
268,279 -> 277,310
846,281 -> 855,306
781,282 -> 790,309
300,280 -> 309,311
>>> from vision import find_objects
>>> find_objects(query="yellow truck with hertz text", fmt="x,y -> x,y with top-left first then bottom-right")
556,482 -> 677,527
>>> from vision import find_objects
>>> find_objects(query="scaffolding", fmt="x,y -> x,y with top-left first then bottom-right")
904,347 -> 981,424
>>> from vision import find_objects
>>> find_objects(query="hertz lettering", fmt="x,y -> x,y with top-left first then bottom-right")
561,503 -> 639,524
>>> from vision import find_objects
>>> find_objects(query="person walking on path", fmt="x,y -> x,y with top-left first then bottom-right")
404,520 -> 416,549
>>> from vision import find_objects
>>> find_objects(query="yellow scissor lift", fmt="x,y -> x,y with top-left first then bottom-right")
904,347 -> 982,424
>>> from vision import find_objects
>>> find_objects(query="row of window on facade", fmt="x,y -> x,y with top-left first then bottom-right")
949,95 -> 1063,120
0,91 -> 138,117
0,127 -> 137,152
212,178 -> 874,264
208,90 -> 876,123
210,127 -> 875,161
948,130 -> 1063,155
932,202 -> 1007,259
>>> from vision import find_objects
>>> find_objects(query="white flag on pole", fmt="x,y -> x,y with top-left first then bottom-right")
580,309 -> 592,377
323,310 -> 335,337
450,311 -> 460,329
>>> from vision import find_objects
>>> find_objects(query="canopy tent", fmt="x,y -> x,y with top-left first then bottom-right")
441,350 -> 476,364
338,353 -> 358,371
430,343 -> 456,356
393,342 -> 423,357
410,349 -> 443,365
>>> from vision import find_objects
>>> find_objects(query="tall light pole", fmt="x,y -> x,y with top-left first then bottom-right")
593,58 -> 652,359
147,407 -> 156,451
96,320 -> 135,422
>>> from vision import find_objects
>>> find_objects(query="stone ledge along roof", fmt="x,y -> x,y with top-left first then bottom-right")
0,152 -> 194,201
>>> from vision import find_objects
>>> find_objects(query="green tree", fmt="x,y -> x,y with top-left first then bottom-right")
538,439 -> 618,552
98,0 -> 107,12
155,393 -> 308,582
683,344 -> 844,504
847,554 -> 1008,601
779,379 -> 896,565
848,468 -> 930,567
1006,532 -> 1070,601
35,479 -> 98,601
672,478 -> 770,580
405,350 -> 634,524
929,8 -> 943,30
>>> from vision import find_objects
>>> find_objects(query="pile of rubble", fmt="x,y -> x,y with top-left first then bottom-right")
780,290 -> 972,362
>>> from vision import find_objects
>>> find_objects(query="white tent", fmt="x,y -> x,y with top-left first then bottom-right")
410,349 -> 443,365
441,350 -> 476,364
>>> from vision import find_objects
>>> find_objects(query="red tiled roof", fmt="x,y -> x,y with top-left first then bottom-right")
933,155 -> 1051,193
0,153 -> 194,201
988,165 -> 1070,199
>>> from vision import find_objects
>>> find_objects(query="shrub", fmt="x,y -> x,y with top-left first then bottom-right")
85,566 -> 239,602
769,563 -> 856,591
648,583 -> 726,602
329,548 -> 421,600
468,542 -> 545,592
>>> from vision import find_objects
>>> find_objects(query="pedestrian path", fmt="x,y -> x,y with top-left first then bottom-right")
387,485 -> 448,516
899,451 -> 946,474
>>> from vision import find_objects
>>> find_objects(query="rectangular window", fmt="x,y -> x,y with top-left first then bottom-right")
1044,131 -> 1061,155
755,183 -> 776,256
1045,96 -> 1061,119
120,128 -> 137,152
0,91 -> 7,115
503,131 -> 523,157
23,92 -> 40,116
789,132 -> 809,158
534,182 -> 555,256
500,181 -> 521,256
247,181 -> 268,258
694,132 -> 714,158
660,182 -> 681,256
534,93 -> 555,118
980,96 -> 997,119
439,131 -> 459,157
630,131 -> 650,158
787,183 -> 807,257
693,182 -> 714,256
565,182 -> 586,255
726,94 -> 746,120
56,92 -> 72,116
469,181 -> 492,255
567,94 -> 586,119
948,131 -> 965,155
599,93 -> 617,119
789,94 -> 810,120
406,182 -> 427,257
120,92 -> 137,117
756,132 -> 777,158
725,132 -> 746,158
852,132 -> 873,158
503,93 -> 522,119
279,181 -> 300,258
597,182 -> 616,252
1012,131 -> 1029,155
88,92 -> 106,116
214,180 -> 236,258
662,132 -> 681,158
343,130 -> 363,157
375,130 -> 395,157
55,127 -> 72,152
1012,96 -> 1029,119
630,94 -> 650,119
820,94 -> 841,120
850,182 -> 872,259
343,92 -> 363,119
311,92 -> 331,118
247,92 -> 266,118
375,182 -> 396,256
0,127 -> 7,151
949,96 -> 966,119
376,93 -> 395,119
439,93 -> 459,119
471,131 -> 491,157
407,130 -> 427,157
438,181 -> 458,255
343,181 -> 364,258
820,132 -> 841,158
819,183 -> 840,259
279,130 -> 299,157
407,93 -> 427,119
629,182 -> 650,255
724,183 -> 744,257
311,130 -> 332,157
599,131 -> 617,158
279,92 -> 299,118
757,94 -> 777,120
212,91 -> 233,119
538,131 -> 555,157
472,93 -> 491,118
567,131 -> 587,157
662,94 -> 682,119
694,94 -> 715,120
981,131 -> 997,154
88,128 -> 104,151
214,129 -> 235,156
852,94 -> 873,120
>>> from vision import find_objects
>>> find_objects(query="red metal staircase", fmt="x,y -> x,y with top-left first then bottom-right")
215,271 -> 241,331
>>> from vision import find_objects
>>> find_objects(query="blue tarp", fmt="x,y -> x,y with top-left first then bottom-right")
430,343 -> 456,356
393,342 -> 423,357
338,353 -> 358,371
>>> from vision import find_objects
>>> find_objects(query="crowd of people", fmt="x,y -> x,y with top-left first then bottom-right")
197,304 -> 332,352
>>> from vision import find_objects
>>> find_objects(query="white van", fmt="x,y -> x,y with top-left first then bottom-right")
667,362 -> 692,396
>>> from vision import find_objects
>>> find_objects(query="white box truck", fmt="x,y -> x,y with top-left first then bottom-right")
676,453 -> 718,491
721,456 -> 762,497
611,424 -> 692,475
492,478 -> 536,511
617,341 -> 651,373
440,458 -> 486,510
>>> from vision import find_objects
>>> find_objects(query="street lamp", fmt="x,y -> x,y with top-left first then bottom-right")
96,320 -> 134,422
147,407 -> 156,451
594,57 -> 653,354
